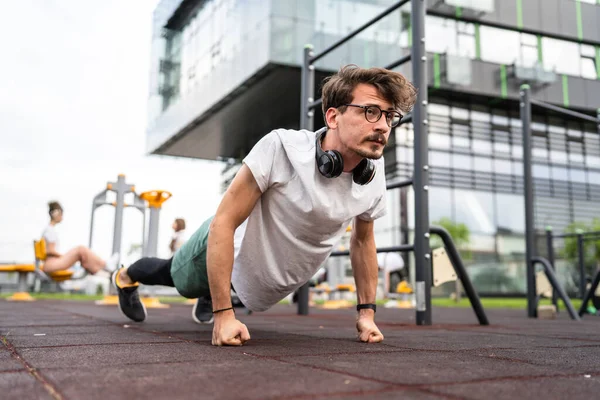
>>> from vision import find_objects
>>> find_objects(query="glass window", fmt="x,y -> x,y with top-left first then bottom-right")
494,142 -> 510,153
550,150 -> 568,163
429,103 -> 450,116
532,164 -> 550,179
520,33 -> 539,67
473,139 -> 492,155
569,168 -> 587,183
512,145 -> 523,158
453,136 -> 470,148
430,133 -> 451,148
543,38 -> 580,76
581,58 -> 597,80
589,171 -> 600,184
454,190 -> 496,234
451,106 -> 469,120
426,16 -> 457,55
569,149 -> 584,163
552,166 -> 568,181
429,187 -> 453,223
473,156 -> 492,172
496,193 -> 525,233
532,148 -> 548,159
453,153 -> 472,169
480,26 -> 520,65
430,151 -> 451,167
586,155 -> 600,168
581,45 -> 595,58
494,159 -> 512,174
471,110 -> 490,122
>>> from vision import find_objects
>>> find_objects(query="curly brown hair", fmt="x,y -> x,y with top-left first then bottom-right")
321,64 -> 417,119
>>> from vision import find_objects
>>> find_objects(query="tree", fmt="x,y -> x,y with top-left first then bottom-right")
431,217 -> 471,261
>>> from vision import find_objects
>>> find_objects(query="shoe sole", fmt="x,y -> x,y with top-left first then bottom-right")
111,271 -> 147,323
192,299 -> 214,324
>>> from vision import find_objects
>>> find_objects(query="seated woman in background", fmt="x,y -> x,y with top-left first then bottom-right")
42,201 -> 119,275
169,218 -> 186,256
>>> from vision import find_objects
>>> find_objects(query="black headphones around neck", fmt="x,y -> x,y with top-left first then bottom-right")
314,127 -> 376,185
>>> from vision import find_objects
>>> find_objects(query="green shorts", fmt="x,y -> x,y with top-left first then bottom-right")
170,216 -> 214,298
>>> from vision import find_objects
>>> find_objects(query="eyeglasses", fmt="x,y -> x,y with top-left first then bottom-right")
343,104 -> 403,128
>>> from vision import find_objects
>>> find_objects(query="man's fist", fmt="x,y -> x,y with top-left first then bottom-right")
212,314 -> 251,346
356,316 -> 384,343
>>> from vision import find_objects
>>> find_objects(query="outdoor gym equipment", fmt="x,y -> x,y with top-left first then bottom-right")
90,174 -> 172,307
520,84 -> 600,320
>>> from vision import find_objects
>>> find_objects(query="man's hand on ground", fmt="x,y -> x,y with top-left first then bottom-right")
212,312 -> 251,346
356,315 -> 384,343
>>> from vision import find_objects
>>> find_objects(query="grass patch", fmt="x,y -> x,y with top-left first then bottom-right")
432,297 -> 583,310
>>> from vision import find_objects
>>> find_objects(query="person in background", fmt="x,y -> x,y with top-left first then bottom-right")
169,218 -> 187,255
42,201 -> 119,275
377,252 -> 406,295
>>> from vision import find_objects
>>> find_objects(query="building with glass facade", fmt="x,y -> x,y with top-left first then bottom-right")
147,0 -> 600,295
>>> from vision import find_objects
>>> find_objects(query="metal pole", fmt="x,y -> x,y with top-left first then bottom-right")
546,227 -> 558,309
297,45 -> 313,316
108,175 -> 135,263
532,257 -> 580,320
577,233 -> 586,299
411,0 -> 431,326
145,207 -> 161,258
521,84 -> 537,318
89,204 -> 96,248
529,99 -> 598,124
430,226 -> 489,325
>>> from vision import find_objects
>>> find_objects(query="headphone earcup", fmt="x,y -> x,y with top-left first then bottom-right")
318,150 -> 344,178
353,159 -> 376,185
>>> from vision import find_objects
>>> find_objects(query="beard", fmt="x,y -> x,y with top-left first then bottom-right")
353,133 -> 387,159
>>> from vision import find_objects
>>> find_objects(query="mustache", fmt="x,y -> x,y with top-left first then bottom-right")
364,134 -> 387,146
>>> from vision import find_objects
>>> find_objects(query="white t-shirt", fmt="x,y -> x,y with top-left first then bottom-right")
377,252 -> 405,274
42,225 -> 59,252
171,230 -> 186,254
231,129 -> 387,311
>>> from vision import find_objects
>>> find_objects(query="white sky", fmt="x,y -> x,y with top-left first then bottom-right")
0,0 -> 224,265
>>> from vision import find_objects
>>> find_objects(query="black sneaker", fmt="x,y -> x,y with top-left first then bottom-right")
111,269 -> 147,322
192,296 -> 214,324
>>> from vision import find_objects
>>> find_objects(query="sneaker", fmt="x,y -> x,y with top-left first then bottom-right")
104,253 -> 120,273
111,268 -> 147,322
192,296 -> 214,324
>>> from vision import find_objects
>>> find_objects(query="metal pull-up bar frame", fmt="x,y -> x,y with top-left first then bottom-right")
520,84 -> 600,319
298,0 -> 487,326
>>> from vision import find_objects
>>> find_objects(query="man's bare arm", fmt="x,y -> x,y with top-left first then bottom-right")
350,217 -> 379,309
207,164 -> 262,315
350,217 -> 384,343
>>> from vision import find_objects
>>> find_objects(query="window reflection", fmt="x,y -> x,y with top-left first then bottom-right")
569,169 -> 587,183
532,164 -> 550,179
454,190 -> 496,234
429,187 -> 453,223
496,193 -> 525,233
